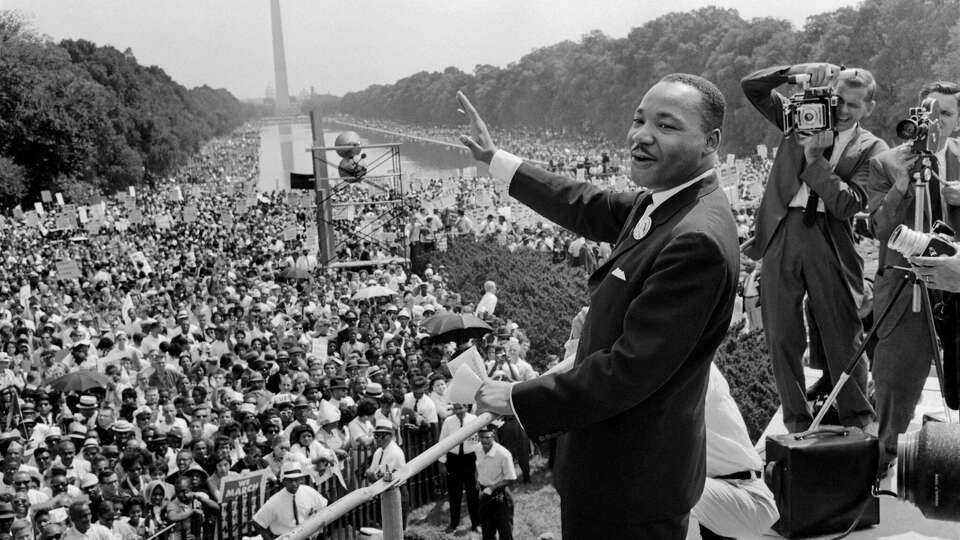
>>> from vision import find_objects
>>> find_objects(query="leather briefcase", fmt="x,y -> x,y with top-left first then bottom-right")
765,426 -> 879,538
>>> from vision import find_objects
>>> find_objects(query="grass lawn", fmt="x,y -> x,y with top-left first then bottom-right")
404,456 -> 560,540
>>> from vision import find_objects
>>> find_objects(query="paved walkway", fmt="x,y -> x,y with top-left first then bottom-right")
687,368 -> 960,539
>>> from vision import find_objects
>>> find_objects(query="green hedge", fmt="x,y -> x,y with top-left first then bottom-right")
714,325 -> 778,443
424,240 -> 778,441
420,239 -> 588,369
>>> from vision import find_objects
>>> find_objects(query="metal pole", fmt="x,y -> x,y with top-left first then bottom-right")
381,485 -> 404,540
310,110 -> 335,265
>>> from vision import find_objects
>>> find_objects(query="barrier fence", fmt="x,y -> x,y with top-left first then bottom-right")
143,423 -> 456,540
282,412 -> 496,540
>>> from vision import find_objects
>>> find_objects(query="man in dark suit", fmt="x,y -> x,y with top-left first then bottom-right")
741,63 -> 886,433
867,81 -> 960,470
459,73 -> 740,539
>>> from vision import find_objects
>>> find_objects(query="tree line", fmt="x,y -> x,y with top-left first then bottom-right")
335,0 -> 960,155
0,12 -> 256,208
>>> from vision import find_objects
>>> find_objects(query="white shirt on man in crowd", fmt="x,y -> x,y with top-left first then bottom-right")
253,482 -> 327,537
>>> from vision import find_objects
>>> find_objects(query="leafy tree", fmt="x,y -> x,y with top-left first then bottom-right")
335,1 -> 960,154
0,12 -> 255,208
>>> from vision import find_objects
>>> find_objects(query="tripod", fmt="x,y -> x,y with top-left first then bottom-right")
805,152 -> 952,433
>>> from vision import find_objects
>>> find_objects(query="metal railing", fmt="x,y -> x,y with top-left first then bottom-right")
280,412 -> 496,540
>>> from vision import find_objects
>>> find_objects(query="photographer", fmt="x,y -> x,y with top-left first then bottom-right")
867,81 -> 960,472
742,63 -> 886,433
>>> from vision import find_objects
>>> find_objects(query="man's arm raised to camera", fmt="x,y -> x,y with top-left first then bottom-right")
867,145 -> 917,242
740,63 -> 840,130
456,91 -> 635,245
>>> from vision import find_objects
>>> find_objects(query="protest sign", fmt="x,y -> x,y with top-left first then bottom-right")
283,225 -> 299,242
310,336 -> 328,362
55,193 -> 64,206
55,260 -> 82,280
129,209 -> 144,224
12,206 -> 23,220
217,470 -> 268,540
183,206 -> 198,223
24,212 -> 39,227
55,215 -> 76,230
40,191 -> 52,203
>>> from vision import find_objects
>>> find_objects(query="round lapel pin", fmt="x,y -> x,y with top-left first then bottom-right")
633,216 -> 652,240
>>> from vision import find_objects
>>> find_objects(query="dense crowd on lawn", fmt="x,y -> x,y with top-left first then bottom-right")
0,126 -> 549,540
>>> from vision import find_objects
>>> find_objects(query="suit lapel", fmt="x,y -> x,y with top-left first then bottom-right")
588,175 -> 719,292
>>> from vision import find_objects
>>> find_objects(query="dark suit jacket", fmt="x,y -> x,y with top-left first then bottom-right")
867,138 -> 960,334
741,66 -> 888,297
507,163 -> 739,522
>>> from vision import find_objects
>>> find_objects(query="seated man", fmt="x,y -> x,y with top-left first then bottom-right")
693,363 -> 780,539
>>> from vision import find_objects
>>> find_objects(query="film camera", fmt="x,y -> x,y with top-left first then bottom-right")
897,97 -> 942,155
780,73 -> 839,135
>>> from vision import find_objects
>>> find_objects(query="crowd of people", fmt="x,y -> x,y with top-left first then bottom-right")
0,122 -> 558,539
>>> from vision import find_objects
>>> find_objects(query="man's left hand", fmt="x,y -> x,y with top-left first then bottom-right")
912,253 -> 960,293
798,131 -> 834,163
475,379 -> 515,416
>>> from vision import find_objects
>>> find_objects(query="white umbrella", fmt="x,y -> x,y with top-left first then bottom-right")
352,285 -> 396,301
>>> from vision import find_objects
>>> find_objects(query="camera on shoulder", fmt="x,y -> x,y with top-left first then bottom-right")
780,73 -> 838,135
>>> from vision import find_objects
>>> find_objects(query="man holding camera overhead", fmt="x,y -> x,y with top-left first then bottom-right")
867,81 -> 960,471
742,63 -> 886,433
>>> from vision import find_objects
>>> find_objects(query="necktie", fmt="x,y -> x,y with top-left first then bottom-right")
803,144 -> 834,226
458,416 -> 464,455
929,157 -> 943,226
292,492 -> 299,525
630,194 -> 655,241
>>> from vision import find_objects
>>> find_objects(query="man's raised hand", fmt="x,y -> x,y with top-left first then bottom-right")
457,91 -> 497,165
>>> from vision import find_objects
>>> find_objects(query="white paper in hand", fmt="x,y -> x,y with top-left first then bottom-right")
447,364 -> 484,405
447,346 -> 487,380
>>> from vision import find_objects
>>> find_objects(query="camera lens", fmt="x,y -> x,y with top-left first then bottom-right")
897,119 -> 919,140
897,422 -> 960,521
802,111 -> 816,122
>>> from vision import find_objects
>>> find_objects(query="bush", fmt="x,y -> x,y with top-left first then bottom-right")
420,238 -> 588,369
714,324 -> 778,443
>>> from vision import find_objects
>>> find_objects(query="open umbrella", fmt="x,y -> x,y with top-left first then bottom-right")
421,313 -> 493,343
352,285 -> 396,301
42,371 -> 111,393
279,266 -> 311,281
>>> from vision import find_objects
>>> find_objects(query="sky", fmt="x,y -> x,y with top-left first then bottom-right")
2,0 -> 860,100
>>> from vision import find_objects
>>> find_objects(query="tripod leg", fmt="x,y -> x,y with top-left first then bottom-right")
919,283 -> 952,422
809,272 -> 912,431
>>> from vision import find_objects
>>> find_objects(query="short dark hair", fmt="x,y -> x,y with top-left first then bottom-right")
659,73 -> 726,133
919,80 -> 960,103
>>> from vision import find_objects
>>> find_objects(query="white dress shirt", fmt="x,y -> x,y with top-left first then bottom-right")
705,363 -> 764,476
438,412 -> 479,463
475,442 -> 517,488
403,393 -> 438,424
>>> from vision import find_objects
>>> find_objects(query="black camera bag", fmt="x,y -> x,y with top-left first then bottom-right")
766,426 -> 879,538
